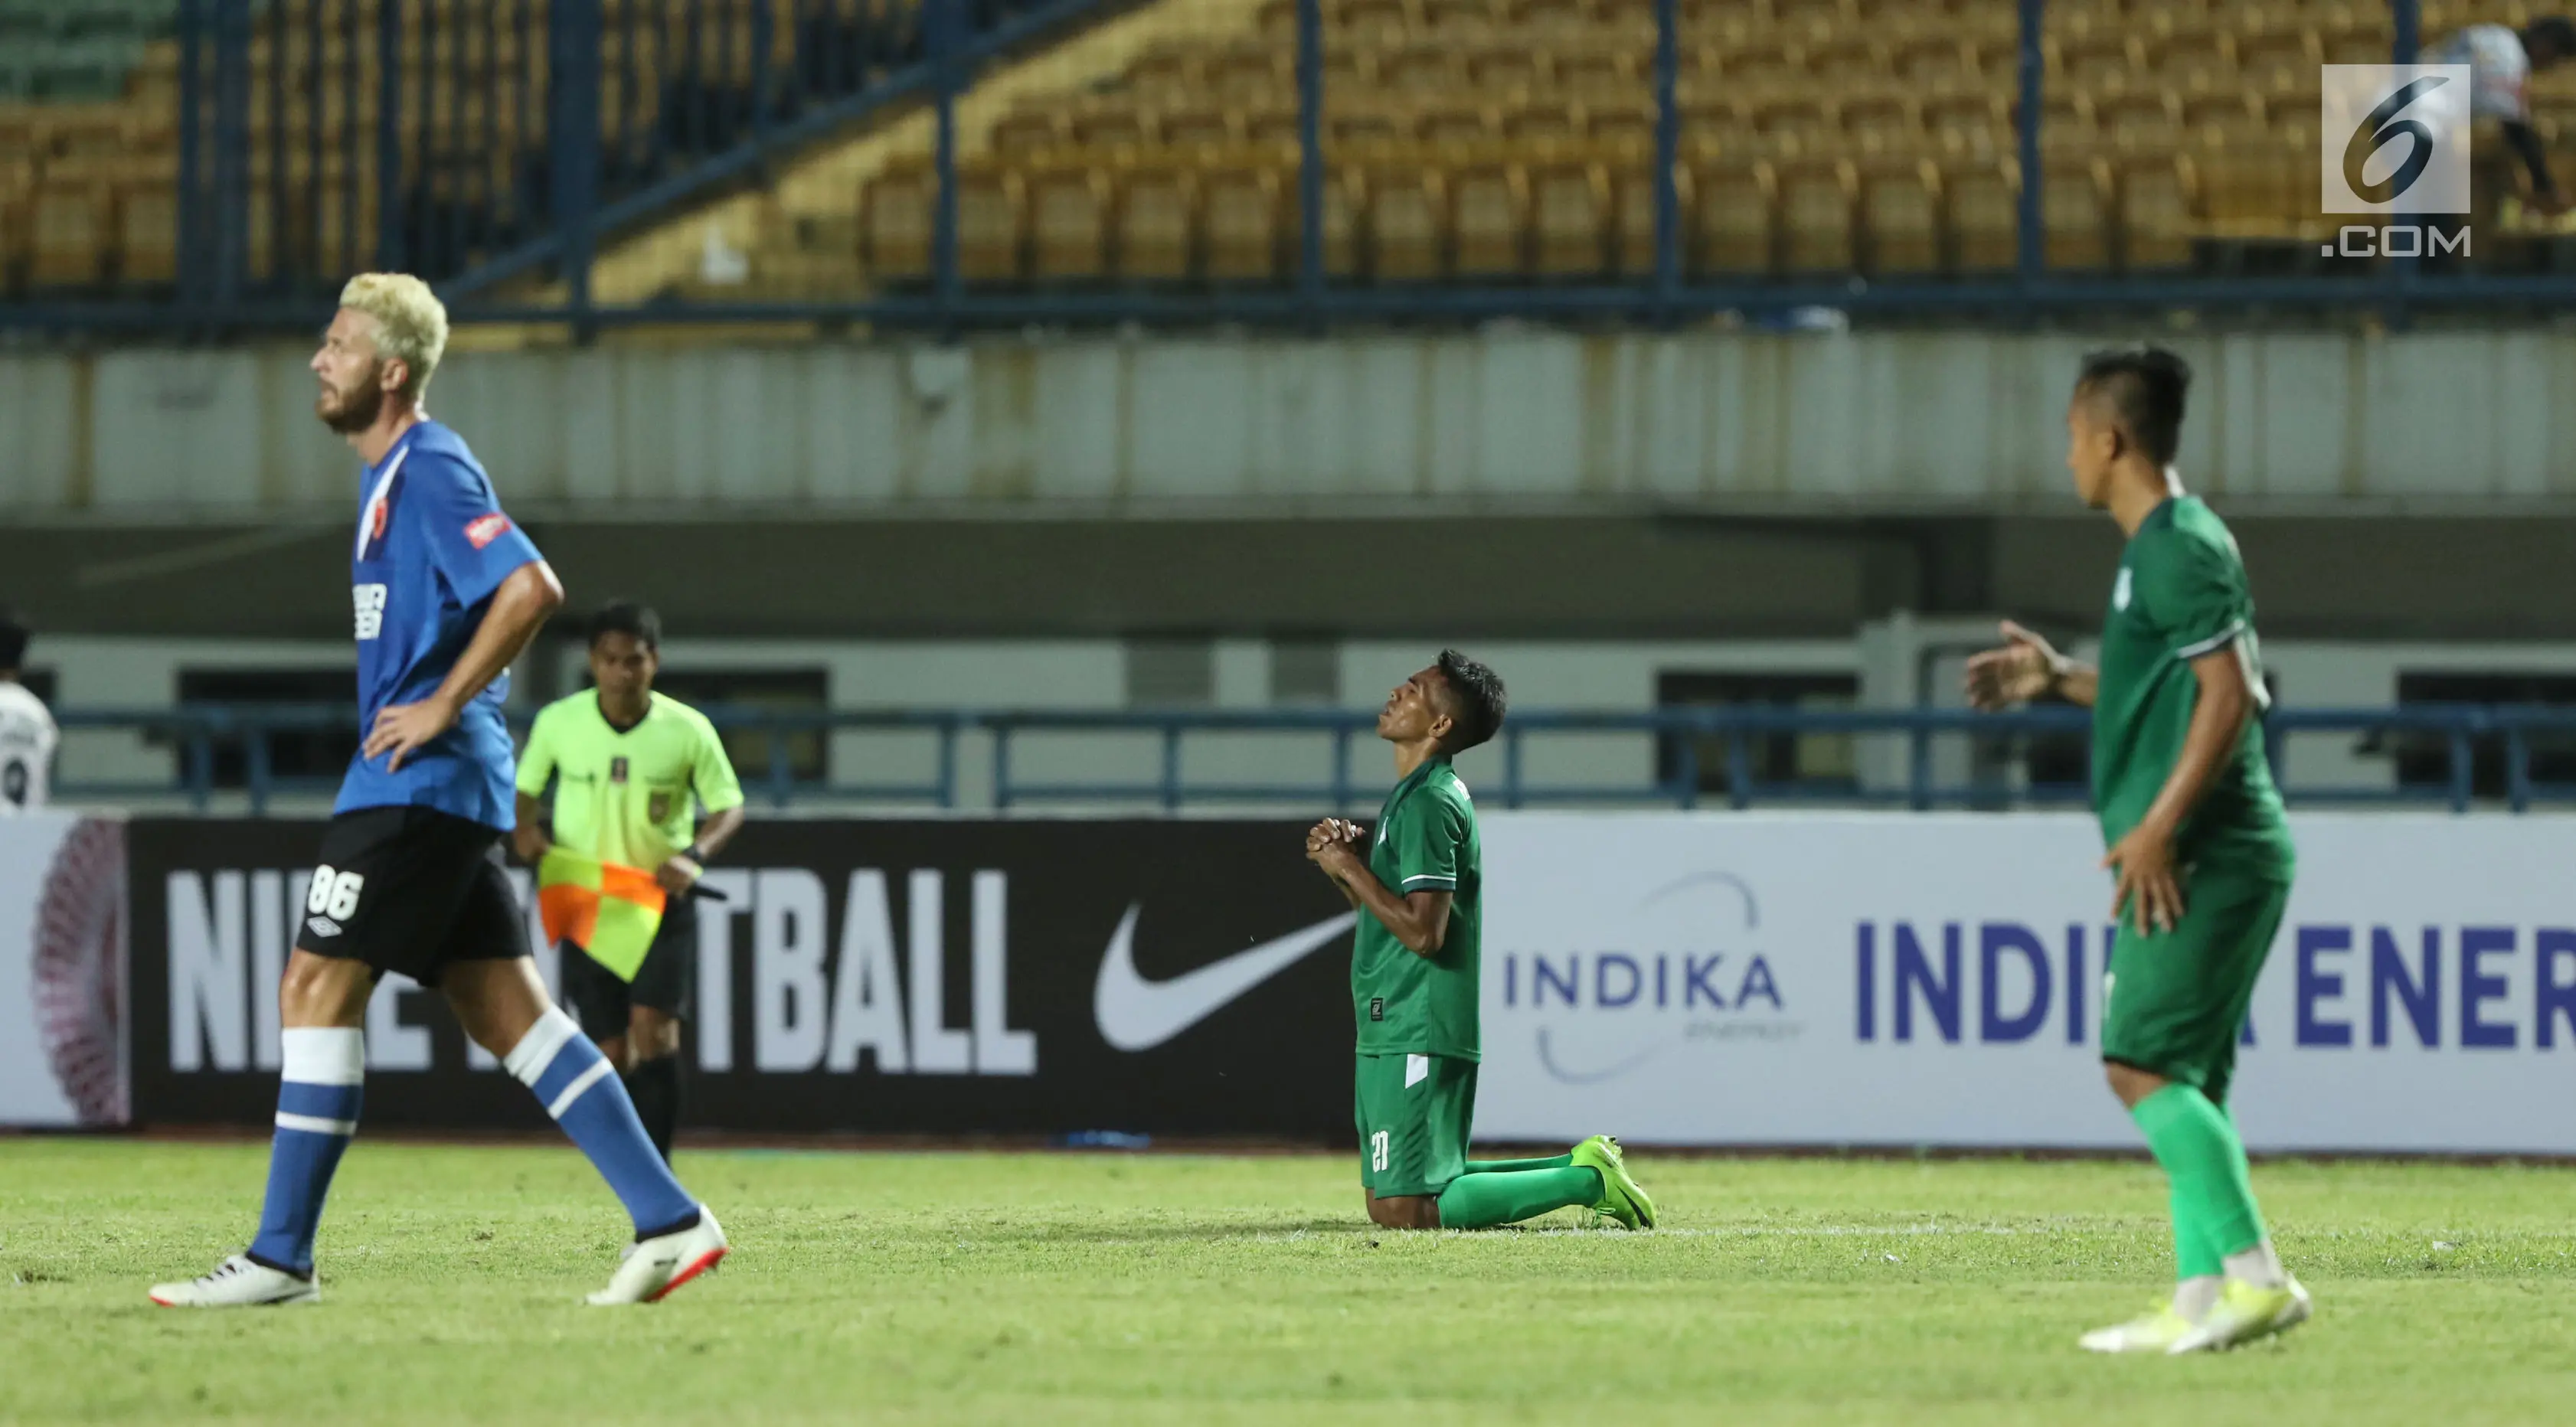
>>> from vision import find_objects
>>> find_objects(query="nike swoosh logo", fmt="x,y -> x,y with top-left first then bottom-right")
1093,905 -> 1358,1052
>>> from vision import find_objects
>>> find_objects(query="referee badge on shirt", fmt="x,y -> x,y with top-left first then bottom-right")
647,791 -> 673,822
610,756 -> 629,784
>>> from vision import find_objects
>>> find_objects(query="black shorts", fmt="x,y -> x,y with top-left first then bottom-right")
293,806 -> 529,986
560,900 -> 697,1037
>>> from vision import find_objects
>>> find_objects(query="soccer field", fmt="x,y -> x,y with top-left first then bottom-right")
5,1141 -> 2574,1425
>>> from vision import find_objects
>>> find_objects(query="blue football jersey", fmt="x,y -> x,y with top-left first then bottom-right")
336,419 -> 544,828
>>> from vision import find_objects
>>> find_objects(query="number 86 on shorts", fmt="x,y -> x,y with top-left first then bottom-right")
307,867 -> 366,922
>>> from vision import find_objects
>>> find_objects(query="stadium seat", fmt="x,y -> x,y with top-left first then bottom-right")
1205,165 -> 1283,281
1030,163 -> 1110,281
1451,160 -> 1528,276
1860,155 -> 1941,273
31,177 -> 110,287
957,167 -> 1028,283
1365,163 -> 1447,279
2119,153 -> 2194,271
1692,159 -> 1773,275
1117,163 -> 1196,281
1531,155 -> 1609,275
1779,156 -> 1858,271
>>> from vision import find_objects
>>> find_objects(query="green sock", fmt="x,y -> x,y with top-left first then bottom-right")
2132,1083 -> 2267,1263
1463,1153 -> 1574,1174
1435,1167 -> 1602,1229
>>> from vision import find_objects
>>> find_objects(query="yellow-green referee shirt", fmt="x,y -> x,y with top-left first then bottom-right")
516,691 -> 745,870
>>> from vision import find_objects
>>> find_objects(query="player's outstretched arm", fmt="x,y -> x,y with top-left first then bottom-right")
1965,619 -> 2097,710
2100,644 -> 2258,934
365,560 -> 566,771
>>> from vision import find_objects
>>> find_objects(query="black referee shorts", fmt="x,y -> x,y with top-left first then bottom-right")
293,806 -> 530,986
560,899 -> 698,1038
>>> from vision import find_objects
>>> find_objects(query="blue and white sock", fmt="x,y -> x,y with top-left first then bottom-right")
247,1027 -> 364,1277
504,1007 -> 698,1238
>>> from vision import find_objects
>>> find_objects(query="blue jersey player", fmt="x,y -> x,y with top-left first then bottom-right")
150,275 -> 728,1308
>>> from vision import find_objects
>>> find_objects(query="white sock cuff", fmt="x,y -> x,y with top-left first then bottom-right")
280,1027 -> 365,1085
503,1007 -> 584,1086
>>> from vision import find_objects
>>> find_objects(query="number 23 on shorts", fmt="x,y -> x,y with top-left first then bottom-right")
1370,1130 -> 1390,1173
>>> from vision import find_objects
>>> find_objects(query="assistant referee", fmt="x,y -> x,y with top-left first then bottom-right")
515,602 -> 744,1163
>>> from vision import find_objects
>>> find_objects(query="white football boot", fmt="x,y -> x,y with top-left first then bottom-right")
587,1207 -> 728,1305
149,1254 -> 319,1308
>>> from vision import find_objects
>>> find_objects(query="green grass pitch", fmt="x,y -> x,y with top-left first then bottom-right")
5,1139 -> 2575,1425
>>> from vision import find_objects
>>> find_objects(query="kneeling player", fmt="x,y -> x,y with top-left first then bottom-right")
1306,651 -> 1652,1231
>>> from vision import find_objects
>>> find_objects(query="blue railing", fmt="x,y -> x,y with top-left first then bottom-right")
2,0 -> 2542,335
47,701 -> 2576,814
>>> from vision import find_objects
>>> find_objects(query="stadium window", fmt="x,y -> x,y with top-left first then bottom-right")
626,669 -> 831,785
1269,639 -> 1340,704
2389,672 -> 2576,798
1125,639 -> 1215,708
1654,671 -> 1860,799
174,668 -> 359,790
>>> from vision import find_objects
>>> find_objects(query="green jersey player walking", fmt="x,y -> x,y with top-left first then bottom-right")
1306,650 -> 1653,1233
1967,348 -> 2309,1354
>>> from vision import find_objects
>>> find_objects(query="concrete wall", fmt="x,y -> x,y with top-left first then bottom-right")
9,328 -> 2576,514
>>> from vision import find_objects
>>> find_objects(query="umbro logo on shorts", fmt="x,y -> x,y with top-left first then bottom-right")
306,916 -> 343,939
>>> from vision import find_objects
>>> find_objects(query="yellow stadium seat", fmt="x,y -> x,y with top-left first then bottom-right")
1556,45 -> 1639,96
2043,157 -> 2113,269
1691,158 -> 1774,275
1365,163 -> 1447,279
1205,166 -> 1283,281
1381,44 -> 1463,94
1071,102 -> 1151,153
1532,156 -> 1610,275
957,166 -> 1028,283
116,171 -> 179,287
1610,160 -> 1687,275
1779,156 -> 1858,271
2120,154 -> 2194,270
1509,101 -> 1584,146
2237,30 -> 2319,96
1468,46 -> 1543,97
1031,163 -> 1112,281
1587,96 -> 1658,150
1861,156 -> 1941,274
1427,0 -> 1503,38
861,162 -> 933,282
1116,165 -> 1196,282
1808,38 -> 1886,83
991,111 -> 1064,156
32,179 -> 110,289
1340,0 -> 1417,44
1160,105 -> 1238,151
1451,160 -> 1528,276
1947,158 -> 2017,272
1420,103 -> 1497,149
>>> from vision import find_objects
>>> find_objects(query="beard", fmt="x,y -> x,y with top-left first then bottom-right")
317,370 -> 387,433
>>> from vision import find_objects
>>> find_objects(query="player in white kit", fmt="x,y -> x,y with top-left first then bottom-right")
2425,19 -> 2576,217
0,610 -> 57,816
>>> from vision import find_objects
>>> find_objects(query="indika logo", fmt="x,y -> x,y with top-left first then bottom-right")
2320,64 -> 2472,257
1499,870 -> 1796,1086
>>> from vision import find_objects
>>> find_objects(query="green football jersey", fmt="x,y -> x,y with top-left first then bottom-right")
1350,754 -> 1482,1061
2092,496 -> 2294,877
515,691 -> 745,871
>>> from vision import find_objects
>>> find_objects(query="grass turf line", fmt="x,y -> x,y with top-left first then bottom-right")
5,1141 -> 2576,1425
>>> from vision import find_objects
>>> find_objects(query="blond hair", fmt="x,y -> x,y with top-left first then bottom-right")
338,273 -> 449,403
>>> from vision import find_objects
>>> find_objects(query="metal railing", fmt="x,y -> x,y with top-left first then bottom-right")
3,0 -> 2546,335
47,701 -> 2576,814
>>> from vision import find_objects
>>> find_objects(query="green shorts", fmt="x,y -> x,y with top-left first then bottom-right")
1353,1053 -> 1476,1197
2101,866 -> 2293,1109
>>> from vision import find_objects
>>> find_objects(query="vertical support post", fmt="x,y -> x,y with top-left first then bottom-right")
1652,0 -> 1681,309
552,0 -> 603,340
931,0 -> 963,325
2015,0 -> 2045,287
1296,0 -> 1326,311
